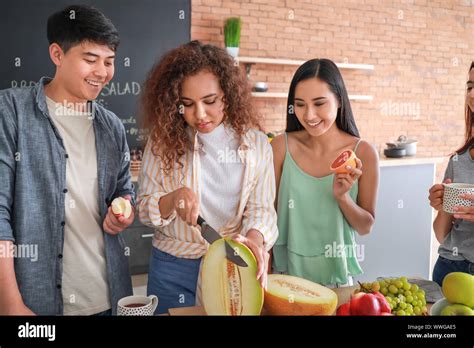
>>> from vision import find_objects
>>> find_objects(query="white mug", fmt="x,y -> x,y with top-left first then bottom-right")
442,183 -> 474,214
117,295 -> 158,316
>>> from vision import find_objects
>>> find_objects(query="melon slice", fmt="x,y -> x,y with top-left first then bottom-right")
264,274 -> 338,315
111,197 -> 132,219
330,149 -> 358,174
201,238 -> 263,315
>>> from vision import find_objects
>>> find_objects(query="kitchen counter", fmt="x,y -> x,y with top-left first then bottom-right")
167,285 -> 358,315
379,156 -> 445,167
166,285 -> 433,315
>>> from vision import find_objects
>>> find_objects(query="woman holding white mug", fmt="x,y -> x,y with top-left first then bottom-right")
428,62 -> 474,286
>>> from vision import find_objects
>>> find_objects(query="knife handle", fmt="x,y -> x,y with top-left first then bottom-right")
197,215 -> 205,226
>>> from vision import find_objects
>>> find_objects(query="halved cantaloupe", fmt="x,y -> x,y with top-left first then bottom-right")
264,274 -> 338,315
201,238 -> 263,315
330,149 -> 358,174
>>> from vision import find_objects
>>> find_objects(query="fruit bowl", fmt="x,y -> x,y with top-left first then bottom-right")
429,298 -> 450,316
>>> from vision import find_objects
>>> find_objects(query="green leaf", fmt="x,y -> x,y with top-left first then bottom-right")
224,17 -> 241,47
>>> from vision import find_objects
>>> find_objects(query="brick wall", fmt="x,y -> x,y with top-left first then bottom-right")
191,0 -> 474,178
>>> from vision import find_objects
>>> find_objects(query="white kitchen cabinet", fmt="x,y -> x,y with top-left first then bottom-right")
354,157 -> 444,282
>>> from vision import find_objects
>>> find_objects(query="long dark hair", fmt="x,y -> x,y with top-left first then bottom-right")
286,58 -> 360,137
455,61 -> 474,154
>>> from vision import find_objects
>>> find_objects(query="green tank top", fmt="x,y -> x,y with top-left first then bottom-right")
272,133 -> 363,285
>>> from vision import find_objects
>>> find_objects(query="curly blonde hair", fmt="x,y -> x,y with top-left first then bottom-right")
141,41 -> 260,174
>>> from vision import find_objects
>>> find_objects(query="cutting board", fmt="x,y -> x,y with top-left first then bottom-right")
168,306 -> 207,315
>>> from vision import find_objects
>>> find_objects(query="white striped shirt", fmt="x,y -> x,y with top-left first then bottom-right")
137,127 -> 279,259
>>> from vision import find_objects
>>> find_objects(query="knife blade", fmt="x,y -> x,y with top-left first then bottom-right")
197,216 -> 248,267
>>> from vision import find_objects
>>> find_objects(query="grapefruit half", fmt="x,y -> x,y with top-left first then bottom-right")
330,150 -> 358,174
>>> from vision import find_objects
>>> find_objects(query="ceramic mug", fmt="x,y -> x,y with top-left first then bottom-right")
442,183 -> 474,214
117,295 -> 158,316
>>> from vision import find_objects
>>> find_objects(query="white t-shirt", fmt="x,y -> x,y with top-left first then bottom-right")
197,123 -> 244,230
46,97 -> 111,315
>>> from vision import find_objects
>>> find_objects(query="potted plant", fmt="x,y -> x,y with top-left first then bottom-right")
224,17 -> 241,58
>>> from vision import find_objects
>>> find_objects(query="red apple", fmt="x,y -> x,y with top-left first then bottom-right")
336,302 -> 351,316
350,292 -> 381,316
372,291 -> 391,314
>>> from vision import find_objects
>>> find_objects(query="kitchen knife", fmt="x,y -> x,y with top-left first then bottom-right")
197,215 -> 248,267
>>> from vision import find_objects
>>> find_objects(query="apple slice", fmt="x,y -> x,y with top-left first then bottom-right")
111,197 -> 132,219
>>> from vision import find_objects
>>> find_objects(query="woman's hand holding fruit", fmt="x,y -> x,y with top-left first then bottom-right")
233,230 -> 269,290
333,157 -> 363,201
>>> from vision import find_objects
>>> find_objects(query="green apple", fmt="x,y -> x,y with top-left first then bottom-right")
440,304 -> 474,316
442,272 -> 474,307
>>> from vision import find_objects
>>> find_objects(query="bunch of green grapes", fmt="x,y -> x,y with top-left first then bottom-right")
378,277 -> 427,316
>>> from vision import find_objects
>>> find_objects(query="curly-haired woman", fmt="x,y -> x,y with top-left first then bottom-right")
137,41 -> 278,314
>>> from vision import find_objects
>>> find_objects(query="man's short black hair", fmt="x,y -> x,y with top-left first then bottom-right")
47,4 -> 119,53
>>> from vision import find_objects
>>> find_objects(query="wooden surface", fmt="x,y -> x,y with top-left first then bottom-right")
168,285 -> 358,316
167,285 -> 433,315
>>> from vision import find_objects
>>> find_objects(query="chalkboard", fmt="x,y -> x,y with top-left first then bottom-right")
0,0 -> 191,150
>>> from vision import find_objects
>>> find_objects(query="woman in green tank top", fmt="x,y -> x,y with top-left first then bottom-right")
271,59 -> 380,286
